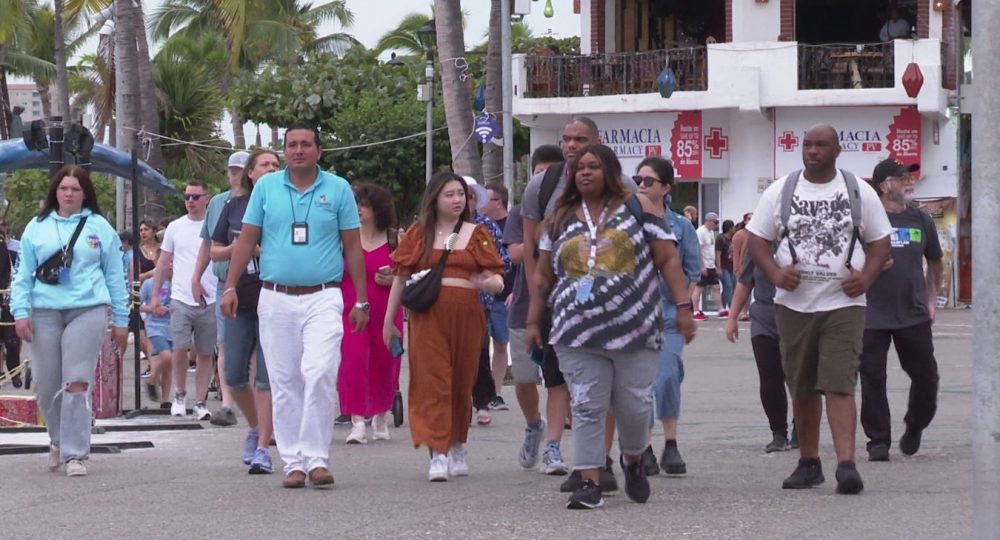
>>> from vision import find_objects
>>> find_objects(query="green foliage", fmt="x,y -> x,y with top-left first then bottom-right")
231,48 -> 452,222
2,169 -> 116,236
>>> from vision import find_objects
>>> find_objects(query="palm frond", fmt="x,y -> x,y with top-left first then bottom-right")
5,51 -> 56,79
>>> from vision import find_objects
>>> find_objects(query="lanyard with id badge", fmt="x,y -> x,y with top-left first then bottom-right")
576,203 -> 608,304
288,188 -> 316,245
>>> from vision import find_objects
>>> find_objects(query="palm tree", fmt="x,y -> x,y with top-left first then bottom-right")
69,53 -> 113,141
434,0 -> 481,178
0,0 -> 45,139
153,33 -> 227,182
374,13 -> 432,57
481,0 -> 501,182
151,0 -> 358,148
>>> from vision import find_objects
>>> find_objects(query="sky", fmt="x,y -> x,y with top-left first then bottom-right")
341,1 -> 582,51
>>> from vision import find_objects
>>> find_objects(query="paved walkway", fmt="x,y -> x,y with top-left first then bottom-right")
0,310 -> 972,538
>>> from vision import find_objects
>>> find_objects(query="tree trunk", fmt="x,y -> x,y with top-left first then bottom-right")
135,1 -> 165,221
53,0 -> 72,121
434,0 -> 482,179
481,0 -> 503,185
115,0 -> 142,225
35,81 -> 53,121
220,68 -> 246,149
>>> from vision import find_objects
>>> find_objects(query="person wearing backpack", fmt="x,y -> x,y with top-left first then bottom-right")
746,124 -> 891,495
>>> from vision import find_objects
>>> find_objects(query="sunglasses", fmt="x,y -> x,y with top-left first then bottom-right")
184,194 -> 205,201
632,175 -> 663,187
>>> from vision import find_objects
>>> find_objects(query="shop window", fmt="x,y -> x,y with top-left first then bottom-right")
796,0 -> 917,44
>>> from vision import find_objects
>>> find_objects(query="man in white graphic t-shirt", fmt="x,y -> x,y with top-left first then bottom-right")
747,124 -> 891,495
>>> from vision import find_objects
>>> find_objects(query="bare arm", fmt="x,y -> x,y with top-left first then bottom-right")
149,249 -> 174,310
522,216 -> 539,298
725,281 -> 753,343
507,242 -> 524,265
342,228 -> 369,333
210,241 -> 235,262
191,239 -> 211,303
925,258 -> 943,322
220,224 -> 260,318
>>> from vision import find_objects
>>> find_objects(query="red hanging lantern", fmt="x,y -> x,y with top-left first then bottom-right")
902,62 -> 924,98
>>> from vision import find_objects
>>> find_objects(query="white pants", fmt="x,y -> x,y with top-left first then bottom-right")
257,287 -> 344,474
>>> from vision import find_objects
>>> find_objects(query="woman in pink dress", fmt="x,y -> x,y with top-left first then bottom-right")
339,183 -> 404,443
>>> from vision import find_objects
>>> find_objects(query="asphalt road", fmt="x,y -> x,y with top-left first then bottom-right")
0,309 -> 973,539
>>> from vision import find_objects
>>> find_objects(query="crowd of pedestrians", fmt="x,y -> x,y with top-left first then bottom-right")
5,118 -> 942,511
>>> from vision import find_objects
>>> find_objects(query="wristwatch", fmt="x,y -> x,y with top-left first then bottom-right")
354,302 -> 370,313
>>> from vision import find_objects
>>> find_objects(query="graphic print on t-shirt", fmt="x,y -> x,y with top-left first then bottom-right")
788,191 -> 852,280
890,227 -> 922,248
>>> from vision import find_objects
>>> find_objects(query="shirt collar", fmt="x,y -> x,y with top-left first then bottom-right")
281,165 -> 325,194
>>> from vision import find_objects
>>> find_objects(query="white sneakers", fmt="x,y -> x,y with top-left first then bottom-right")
346,418 -> 368,444
170,392 -> 186,417
48,445 -> 61,472
428,453 -> 449,481
428,445 -> 472,481
448,444 -> 469,477
192,402 -> 212,421
65,459 -> 87,477
372,413 -> 390,441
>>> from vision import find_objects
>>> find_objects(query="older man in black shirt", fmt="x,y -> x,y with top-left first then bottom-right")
860,159 -> 942,462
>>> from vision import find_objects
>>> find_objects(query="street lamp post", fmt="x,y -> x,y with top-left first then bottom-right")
417,20 -> 437,184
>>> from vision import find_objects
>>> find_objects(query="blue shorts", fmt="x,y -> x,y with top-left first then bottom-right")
489,299 -> 510,344
149,335 -> 173,356
215,285 -> 226,342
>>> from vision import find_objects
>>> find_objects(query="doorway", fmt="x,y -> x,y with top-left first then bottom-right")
670,179 -> 720,226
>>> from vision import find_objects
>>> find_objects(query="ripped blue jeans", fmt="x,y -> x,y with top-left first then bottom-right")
555,345 -> 659,470
30,306 -> 109,463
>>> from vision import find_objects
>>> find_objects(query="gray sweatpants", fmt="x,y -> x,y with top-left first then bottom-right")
555,345 -> 659,470
31,306 -> 109,462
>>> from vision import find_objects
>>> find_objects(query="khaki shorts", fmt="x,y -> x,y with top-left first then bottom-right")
774,305 -> 865,401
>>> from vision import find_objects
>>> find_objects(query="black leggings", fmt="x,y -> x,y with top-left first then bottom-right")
472,309 -> 496,410
751,334 -> 789,437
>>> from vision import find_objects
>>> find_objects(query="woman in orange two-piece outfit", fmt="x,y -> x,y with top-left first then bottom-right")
383,172 -> 505,482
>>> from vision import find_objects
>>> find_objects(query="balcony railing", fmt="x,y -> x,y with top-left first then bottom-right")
798,42 -> 895,90
524,47 -> 708,98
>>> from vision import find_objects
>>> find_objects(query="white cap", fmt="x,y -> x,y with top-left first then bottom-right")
462,176 -> 489,212
228,151 -> 250,169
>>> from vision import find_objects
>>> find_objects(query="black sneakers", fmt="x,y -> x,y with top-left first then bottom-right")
660,441 -> 687,475
782,458 -> 825,489
765,433 -> 790,453
620,454 -> 650,503
560,459 -> 617,494
867,442 -> 890,462
789,426 -> 799,449
835,461 -> 864,494
641,445 -> 660,476
599,456 -> 619,492
566,479 -> 604,510
899,427 -> 922,456
560,470 -> 583,493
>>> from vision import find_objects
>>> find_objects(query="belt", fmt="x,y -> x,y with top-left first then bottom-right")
262,281 -> 340,296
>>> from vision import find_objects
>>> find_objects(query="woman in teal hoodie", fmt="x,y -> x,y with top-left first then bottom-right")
11,165 -> 129,477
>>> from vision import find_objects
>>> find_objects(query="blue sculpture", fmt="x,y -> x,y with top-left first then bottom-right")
658,67 -> 679,98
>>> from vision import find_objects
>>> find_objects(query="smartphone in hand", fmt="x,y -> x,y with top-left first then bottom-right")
390,335 -> 405,358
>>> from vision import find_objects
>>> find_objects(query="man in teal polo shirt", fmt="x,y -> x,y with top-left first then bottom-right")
192,150 -> 248,426
221,122 -> 369,489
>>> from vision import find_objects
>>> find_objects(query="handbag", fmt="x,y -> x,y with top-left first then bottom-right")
35,217 -> 88,285
401,220 -> 462,313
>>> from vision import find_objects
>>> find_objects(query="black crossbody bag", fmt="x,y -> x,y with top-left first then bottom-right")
36,217 -> 88,285
401,220 -> 462,313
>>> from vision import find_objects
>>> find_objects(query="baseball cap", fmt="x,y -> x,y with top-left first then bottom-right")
462,176 -> 490,212
704,212 -> 719,223
871,159 -> 920,185
228,151 -> 250,169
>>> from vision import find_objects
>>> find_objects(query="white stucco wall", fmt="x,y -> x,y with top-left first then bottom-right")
732,0 -> 782,42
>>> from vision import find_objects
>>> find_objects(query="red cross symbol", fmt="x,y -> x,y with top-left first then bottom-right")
778,131 -> 800,152
704,128 -> 729,159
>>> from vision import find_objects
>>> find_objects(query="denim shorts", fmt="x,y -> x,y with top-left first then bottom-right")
223,308 -> 269,390
149,335 -> 172,356
489,300 -> 510,344
215,285 -> 226,343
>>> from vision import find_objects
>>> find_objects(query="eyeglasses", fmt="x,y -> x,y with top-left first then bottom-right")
632,175 -> 663,187
183,194 -> 205,201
